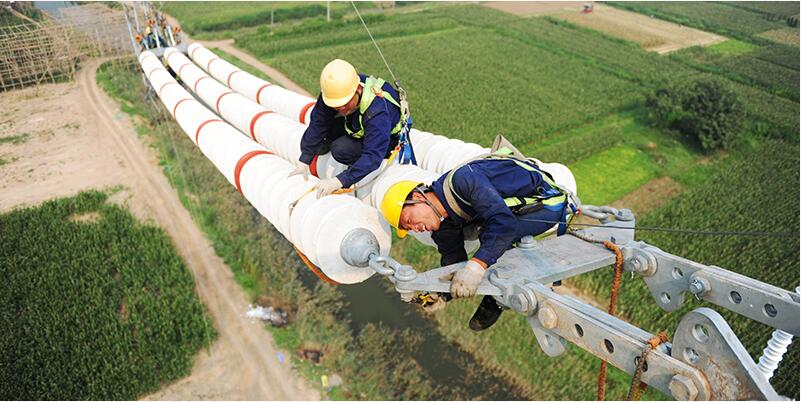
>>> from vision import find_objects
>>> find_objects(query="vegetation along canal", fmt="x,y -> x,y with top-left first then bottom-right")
296,268 -> 527,399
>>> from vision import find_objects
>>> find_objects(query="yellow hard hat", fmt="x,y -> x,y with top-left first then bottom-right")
379,180 -> 421,238
320,59 -> 360,108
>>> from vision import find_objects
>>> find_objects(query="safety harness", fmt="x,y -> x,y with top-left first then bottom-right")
440,140 -> 579,236
344,76 -> 406,139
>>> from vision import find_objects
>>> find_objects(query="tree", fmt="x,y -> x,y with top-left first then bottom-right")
646,77 -> 745,152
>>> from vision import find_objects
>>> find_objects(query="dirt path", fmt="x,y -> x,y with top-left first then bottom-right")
488,2 -> 726,54
0,59 -> 319,400
198,39 -> 312,97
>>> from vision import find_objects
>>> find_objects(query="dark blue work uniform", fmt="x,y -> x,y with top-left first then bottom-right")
299,74 -> 401,188
430,159 -> 565,267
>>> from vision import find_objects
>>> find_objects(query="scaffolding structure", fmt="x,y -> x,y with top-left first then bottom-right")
0,3 -> 133,91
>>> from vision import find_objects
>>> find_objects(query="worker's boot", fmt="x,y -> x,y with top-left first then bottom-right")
468,295 -> 504,331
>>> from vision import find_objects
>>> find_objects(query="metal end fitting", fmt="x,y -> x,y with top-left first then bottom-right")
340,228 -> 380,267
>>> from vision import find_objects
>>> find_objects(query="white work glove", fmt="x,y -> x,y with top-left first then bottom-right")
444,260 -> 486,298
288,164 -> 311,181
314,177 -> 343,198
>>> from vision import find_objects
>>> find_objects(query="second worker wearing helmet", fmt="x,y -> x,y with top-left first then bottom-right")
289,59 -> 406,198
380,156 -> 573,331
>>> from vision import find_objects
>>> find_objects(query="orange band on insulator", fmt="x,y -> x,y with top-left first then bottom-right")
215,91 -> 233,114
207,57 -> 221,73
309,154 -> 319,178
147,67 -> 164,80
299,101 -> 315,124
177,62 -> 192,77
141,54 -> 157,65
172,98 -> 193,118
255,83 -> 272,104
193,76 -> 209,94
234,150 -> 272,193
158,81 -> 179,98
227,70 -> 241,88
248,110 -> 273,141
166,50 -> 179,66
189,45 -> 200,60
195,119 -> 223,146
293,246 -> 340,285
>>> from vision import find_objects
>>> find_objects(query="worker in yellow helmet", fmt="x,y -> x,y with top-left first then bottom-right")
379,155 -> 574,331
289,59 -> 407,198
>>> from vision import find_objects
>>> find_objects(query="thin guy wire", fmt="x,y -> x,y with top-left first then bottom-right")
350,1 -> 398,83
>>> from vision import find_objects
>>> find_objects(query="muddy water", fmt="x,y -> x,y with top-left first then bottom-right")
330,274 -> 527,399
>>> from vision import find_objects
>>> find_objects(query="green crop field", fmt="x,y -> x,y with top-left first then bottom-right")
237,5 -> 798,143
0,190 -> 215,400
134,1 -> 801,399
607,2 -> 789,41
723,1 -> 800,18
708,39 -> 759,56
161,1 -> 358,37
674,44 -> 799,102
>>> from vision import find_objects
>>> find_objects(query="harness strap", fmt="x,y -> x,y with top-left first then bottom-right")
441,152 -> 575,231
442,176 -> 474,221
344,76 -> 406,139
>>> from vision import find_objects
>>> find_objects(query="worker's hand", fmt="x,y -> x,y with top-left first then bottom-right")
288,164 -> 311,181
314,177 -> 343,198
448,259 -> 486,298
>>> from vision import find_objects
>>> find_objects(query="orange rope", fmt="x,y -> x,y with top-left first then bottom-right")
597,240 -> 623,401
293,246 -> 340,286
628,332 -> 670,400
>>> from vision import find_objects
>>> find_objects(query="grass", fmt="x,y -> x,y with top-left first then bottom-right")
0,190 -> 216,400
570,145 -> 659,205
0,133 -> 29,145
708,39 -> 759,55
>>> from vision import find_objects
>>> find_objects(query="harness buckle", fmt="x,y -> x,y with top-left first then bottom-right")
411,292 -> 438,307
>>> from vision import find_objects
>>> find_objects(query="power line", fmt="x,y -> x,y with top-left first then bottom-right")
516,217 -> 799,238
350,1 -> 398,84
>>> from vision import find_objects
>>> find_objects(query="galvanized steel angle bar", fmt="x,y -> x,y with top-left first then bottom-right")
624,242 -> 800,335
525,281 -> 711,400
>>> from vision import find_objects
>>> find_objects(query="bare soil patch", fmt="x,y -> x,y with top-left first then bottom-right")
610,176 -> 684,217
484,1 -> 586,16
0,60 -> 318,401
67,211 -> 101,223
758,28 -> 800,47
0,81 -> 137,214
549,4 -> 727,53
